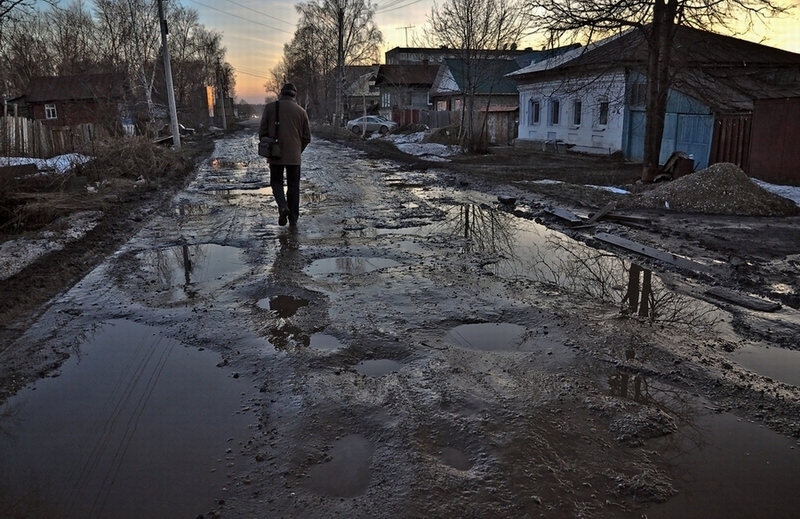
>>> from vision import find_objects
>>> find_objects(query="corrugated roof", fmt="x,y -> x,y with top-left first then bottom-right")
443,58 -> 523,94
509,25 -> 800,111
374,65 -> 439,86
23,73 -> 127,103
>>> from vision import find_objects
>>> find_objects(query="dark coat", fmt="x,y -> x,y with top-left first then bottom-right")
258,95 -> 311,165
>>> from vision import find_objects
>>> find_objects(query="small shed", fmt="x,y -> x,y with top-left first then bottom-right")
21,73 -> 128,130
748,97 -> 800,185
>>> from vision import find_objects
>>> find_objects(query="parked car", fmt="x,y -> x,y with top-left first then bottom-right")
346,116 -> 397,135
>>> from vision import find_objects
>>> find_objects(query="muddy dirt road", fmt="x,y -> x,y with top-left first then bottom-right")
2,129 -> 800,518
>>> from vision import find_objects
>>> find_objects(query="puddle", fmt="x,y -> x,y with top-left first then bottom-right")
444,323 -> 534,352
304,257 -> 401,276
210,187 -> 272,197
355,359 -> 403,377
310,333 -> 342,351
257,294 -> 309,318
441,447 -> 472,471
137,244 -> 247,301
732,344 -> 800,387
174,203 -> 210,217
0,319 -> 252,519
645,411 -> 800,519
304,434 -> 374,497
210,158 -> 247,169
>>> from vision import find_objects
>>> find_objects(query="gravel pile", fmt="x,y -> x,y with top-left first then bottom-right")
628,163 -> 800,216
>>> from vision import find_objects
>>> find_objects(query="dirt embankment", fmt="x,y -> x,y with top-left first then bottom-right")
0,136 -> 209,352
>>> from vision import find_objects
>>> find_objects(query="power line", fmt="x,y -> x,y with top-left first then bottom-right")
185,0 -> 294,34
220,0 -> 295,27
375,0 -> 427,14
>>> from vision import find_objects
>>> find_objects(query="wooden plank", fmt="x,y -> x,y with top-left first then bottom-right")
602,213 -> 651,225
705,287 -> 782,312
594,232 -> 716,274
545,206 -> 583,223
584,201 -> 616,225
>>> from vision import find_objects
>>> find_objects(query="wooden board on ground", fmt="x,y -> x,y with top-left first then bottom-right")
545,206 -> 583,224
584,202 -> 616,225
705,287 -> 782,312
594,232 -> 716,275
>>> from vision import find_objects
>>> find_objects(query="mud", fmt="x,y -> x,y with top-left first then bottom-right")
1,126 -> 800,518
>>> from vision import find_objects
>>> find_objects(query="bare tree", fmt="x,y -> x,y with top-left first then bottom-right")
424,0 -> 530,151
0,14 -> 55,96
46,0 -> 97,76
0,0 -> 56,22
526,0 -> 790,180
285,0 -> 382,121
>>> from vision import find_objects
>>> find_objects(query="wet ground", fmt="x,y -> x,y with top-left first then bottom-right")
1,129 -> 800,518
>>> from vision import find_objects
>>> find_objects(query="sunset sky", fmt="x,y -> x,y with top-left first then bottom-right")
181,0 -> 800,104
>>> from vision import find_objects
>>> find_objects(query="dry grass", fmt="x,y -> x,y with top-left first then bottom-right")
0,137 -> 194,235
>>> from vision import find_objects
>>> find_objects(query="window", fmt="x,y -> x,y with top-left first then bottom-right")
436,100 -> 447,111
572,99 -> 582,126
529,99 -> 540,125
597,100 -> 609,126
381,93 -> 391,108
629,83 -> 647,106
453,99 -> 463,111
45,104 -> 57,120
549,99 -> 560,126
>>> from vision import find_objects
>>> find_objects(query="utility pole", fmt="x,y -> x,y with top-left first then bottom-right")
335,5 -> 344,127
157,0 -> 180,149
396,25 -> 415,46
217,59 -> 227,130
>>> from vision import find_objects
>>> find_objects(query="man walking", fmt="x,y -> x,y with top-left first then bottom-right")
259,83 -> 311,226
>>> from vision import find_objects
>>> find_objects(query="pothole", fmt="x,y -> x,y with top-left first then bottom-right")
304,434 -> 374,498
441,447 -> 472,471
732,344 -> 800,387
0,319 -> 252,518
304,257 -> 401,276
257,294 -> 309,318
309,333 -> 342,351
443,323 -> 532,352
136,243 -> 247,302
355,359 -> 403,377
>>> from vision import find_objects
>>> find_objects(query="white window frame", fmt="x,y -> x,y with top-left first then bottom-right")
549,98 -> 560,126
572,99 -> 582,127
381,93 -> 391,108
45,103 -> 57,120
595,98 -> 609,128
529,99 -> 540,125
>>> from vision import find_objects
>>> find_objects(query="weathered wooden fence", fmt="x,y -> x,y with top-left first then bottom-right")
1,116 -> 102,158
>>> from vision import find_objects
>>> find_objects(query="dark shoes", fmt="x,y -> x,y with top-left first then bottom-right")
278,207 -> 290,226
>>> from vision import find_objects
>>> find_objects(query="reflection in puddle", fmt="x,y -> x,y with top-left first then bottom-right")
257,294 -> 309,318
304,434 -> 374,497
174,203 -> 210,217
210,187 -> 272,197
441,447 -> 472,471
423,203 -> 721,331
732,344 -> 800,387
210,158 -> 247,169
310,333 -> 342,351
0,319 -> 251,519
137,244 -> 247,301
305,257 -> 401,276
645,411 -> 800,519
355,359 -> 403,377
444,323 -> 533,351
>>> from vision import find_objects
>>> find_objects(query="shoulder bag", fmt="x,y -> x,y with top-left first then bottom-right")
258,101 -> 281,158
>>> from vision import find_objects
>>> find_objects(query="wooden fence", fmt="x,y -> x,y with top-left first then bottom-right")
1,116 -> 103,158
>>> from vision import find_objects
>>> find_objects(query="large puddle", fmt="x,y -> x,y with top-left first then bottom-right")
304,257 -> 401,276
645,410 -> 800,518
0,320 -> 253,518
136,243 -> 247,302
